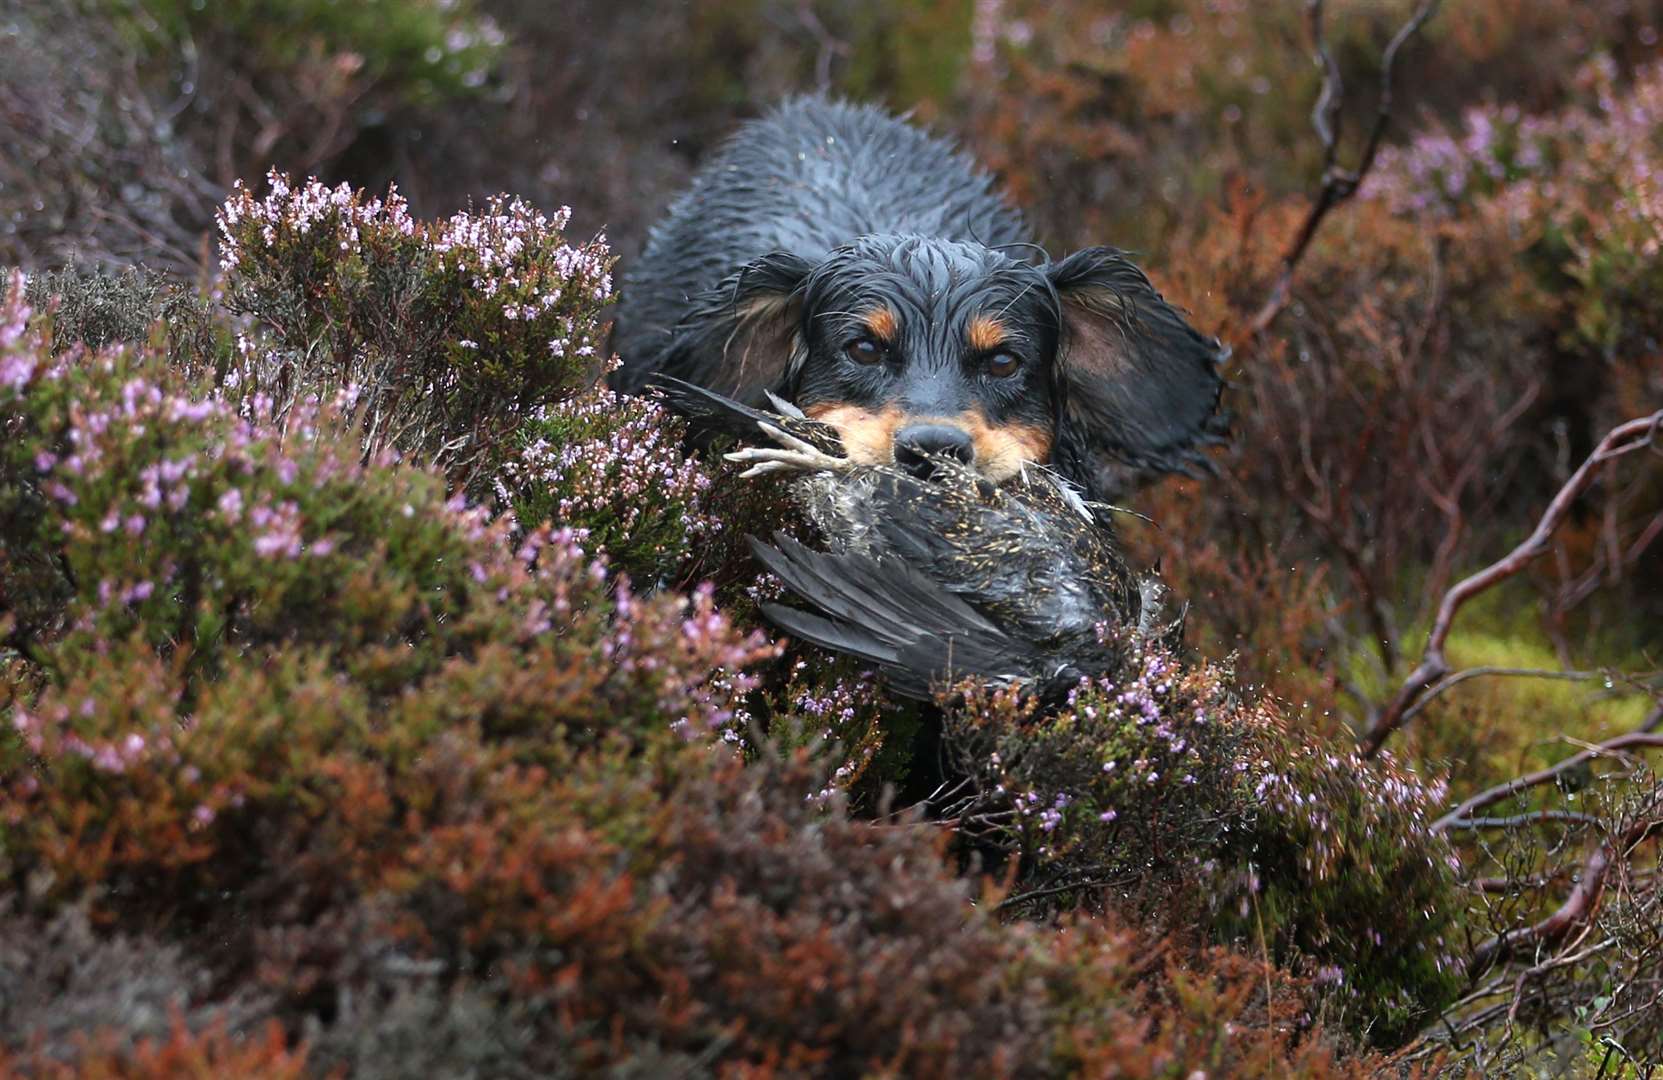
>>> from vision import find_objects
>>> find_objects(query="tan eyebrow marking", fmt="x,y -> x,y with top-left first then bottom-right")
967,314 -> 1008,353
861,306 -> 899,343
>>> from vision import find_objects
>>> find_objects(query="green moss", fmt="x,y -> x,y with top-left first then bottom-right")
1341,582 -> 1654,792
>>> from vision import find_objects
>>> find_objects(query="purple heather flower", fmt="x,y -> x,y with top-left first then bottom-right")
0,271 -> 31,351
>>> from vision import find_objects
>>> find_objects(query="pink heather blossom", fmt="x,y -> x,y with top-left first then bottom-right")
0,351 -> 35,393
496,386 -> 719,570
0,270 -> 30,351
221,173 -> 611,366
1368,56 -> 1663,227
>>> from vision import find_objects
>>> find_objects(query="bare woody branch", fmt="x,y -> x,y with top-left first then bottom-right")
1397,666 -> 1604,730
1469,815 -> 1663,977
1432,730 -> 1663,832
1248,0 -> 1442,336
1440,810 -> 1602,831
1361,410 -> 1663,758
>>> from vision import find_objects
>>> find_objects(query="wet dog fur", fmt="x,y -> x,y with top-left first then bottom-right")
610,96 -> 1227,499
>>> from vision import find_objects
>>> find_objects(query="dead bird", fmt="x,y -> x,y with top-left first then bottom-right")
654,375 -> 1180,702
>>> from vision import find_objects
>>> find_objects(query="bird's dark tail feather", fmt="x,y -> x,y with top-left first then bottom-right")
648,374 -> 780,443
749,533 -> 1035,700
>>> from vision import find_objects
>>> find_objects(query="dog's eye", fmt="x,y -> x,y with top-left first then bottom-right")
844,337 -> 886,364
986,352 -> 1022,378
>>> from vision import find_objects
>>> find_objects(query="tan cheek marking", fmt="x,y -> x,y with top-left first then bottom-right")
966,314 -> 1008,354
961,410 -> 1053,483
804,403 -> 903,465
861,306 -> 898,343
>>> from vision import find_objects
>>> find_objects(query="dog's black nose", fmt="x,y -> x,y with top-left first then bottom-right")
893,424 -> 975,477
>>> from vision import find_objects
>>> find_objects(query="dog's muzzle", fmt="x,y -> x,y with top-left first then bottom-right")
893,423 -> 975,478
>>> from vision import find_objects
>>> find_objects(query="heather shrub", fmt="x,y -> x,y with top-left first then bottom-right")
22,262 -> 228,378
0,267 -> 1406,1074
0,264 -> 771,867
760,658 -> 925,809
950,648 -> 1250,886
1118,83 -> 1660,714
954,0 -> 1661,257
496,382 -> 720,585
2,1022 -> 309,1079
0,903 -> 273,1070
947,645 -> 1463,1045
1212,714 -> 1463,1046
1042,918 -> 1399,1080
12,0 -> 1662,1064
216,172 -> 613,491
1370,55 -> 1663,363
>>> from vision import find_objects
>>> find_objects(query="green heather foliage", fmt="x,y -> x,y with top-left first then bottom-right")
498,383 -> 721,585
216,172 -> 613,491
23,263 -> 224,366
952,647 -> 1464,1046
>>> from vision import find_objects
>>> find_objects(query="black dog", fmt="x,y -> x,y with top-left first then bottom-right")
611,96 -> 1226,500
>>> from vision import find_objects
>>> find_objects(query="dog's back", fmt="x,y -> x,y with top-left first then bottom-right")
612,97 -> 1026,390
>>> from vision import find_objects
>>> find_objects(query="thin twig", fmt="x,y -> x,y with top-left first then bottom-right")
1469,817 -> 1663,976
994,866 -> 1130,912
1398,666 -> 1602,728
1441,810 -> 1602,831
1433,730 -> 1663,832
1362,410 -> 1663,757
1506,935 -> 1615,1025
1468,873 -> 1563,895
1248,0 -> 1443,335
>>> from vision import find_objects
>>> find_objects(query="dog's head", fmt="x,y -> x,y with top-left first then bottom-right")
676,234 -> 1226,492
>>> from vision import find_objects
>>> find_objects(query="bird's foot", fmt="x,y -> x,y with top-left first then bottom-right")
724,422 -> 852,477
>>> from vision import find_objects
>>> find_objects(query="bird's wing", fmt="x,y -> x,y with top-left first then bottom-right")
750,533 -> 1041,700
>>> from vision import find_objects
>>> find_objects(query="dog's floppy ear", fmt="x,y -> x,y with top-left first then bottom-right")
1047,247 -> 1227,484
665,251 -> 812,404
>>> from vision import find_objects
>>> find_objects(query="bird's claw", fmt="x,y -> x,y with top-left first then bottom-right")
724,422 -> 851,478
